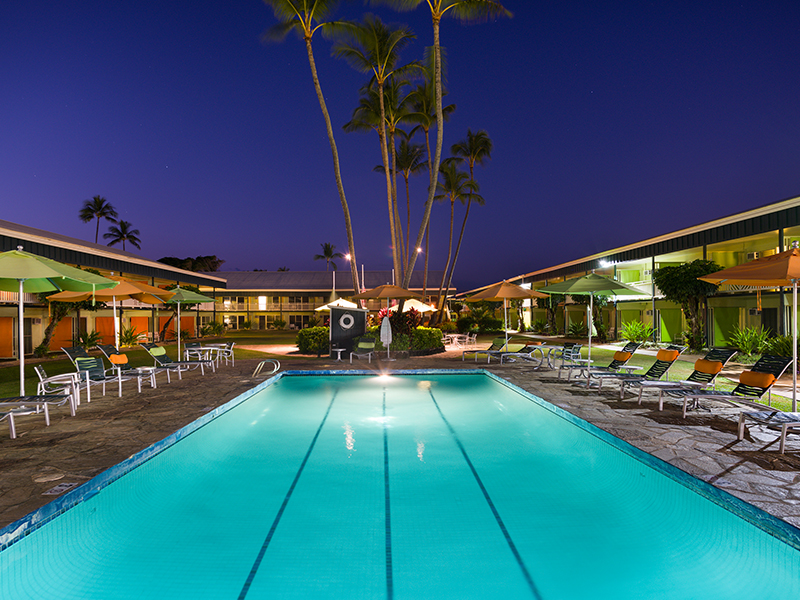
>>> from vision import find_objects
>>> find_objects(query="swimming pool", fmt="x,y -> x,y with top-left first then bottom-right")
1,370 -> 799,599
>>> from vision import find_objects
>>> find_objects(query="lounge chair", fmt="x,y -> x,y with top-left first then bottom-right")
218,342 -> 235,366
462,337 -> 508,363
62,346 -> 119,401
562,341 -> 642,381
0,395 -> 71,439
636,348 -> 739,409
350,339 -> 376,363
97,344 -> 160,393
583,345 -> 686,396
675,354 -> 794,418
34,365 -> 80,413
498,342 -> 546,366
140,343 -> 213,381
737,410 -> 800,453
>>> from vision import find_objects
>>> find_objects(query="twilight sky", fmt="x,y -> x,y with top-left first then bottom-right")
2,1 -> 799,292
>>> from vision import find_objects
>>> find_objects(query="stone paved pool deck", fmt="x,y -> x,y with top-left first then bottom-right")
2,346 -> 800,534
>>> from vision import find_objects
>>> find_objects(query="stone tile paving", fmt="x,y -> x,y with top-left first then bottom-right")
2,347 -> 800,534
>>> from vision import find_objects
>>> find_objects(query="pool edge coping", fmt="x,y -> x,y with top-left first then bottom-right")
2,368 -> 799,553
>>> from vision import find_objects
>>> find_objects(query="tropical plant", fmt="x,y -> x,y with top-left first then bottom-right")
333,13 -> 417,278
535,294 -> 565,335
652,260 -> 723,351
729,324 -> 771,357
765,335 -> 799,359
200,321 -> 225,337
272,317 -> 287,329
431,160 -> 482,324
313,242 -> 344,271
261,0 -> 361,296
103,220 -> 142,251
531,319 -> 549,335
388,306 -> 422,335
393,137 -> 426,270
568,321 -> 589,338
79,195 -> 118,243
373,0 -> 512,293
118,325 -> 141,347
157,255 -> 226,272
620,320 -> 655,344
73,330 -> 103,350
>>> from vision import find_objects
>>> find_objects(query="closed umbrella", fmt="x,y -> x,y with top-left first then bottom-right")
465,281 -> 548,347
48,276 -> 175,348
699,247 -> 800,410
0,246 -> 117,395
163,286 -> 215,359
380,315 -> 393,361
539,273 -> 647,362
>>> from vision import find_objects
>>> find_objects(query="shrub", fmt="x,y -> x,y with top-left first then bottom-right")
765,335 -> 798,358
478,317 -> 504,333
119,325 -> 140,347
73,330 -> 102,350
531,319 -> 549,335
241,320 -> 253,331
568,321 -> 588,338
200,321 -> 225,337
456,315 -> 476,333
620,320 -> 654,343
411,327 -> 445,353
272,318 -> 287,330
296,326 -> 329,355
729,325 -> 770,357
438,321 -> 458,333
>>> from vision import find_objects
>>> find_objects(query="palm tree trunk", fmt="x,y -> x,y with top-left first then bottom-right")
422,126 -> 433,300
434,198 -> 454,324
441,197 -> 472,313
378,83 -> 402,279
305,37 -> 361,296
402,18 -> 443,290
404,172 -> 411,276
95,218 -> 100,244
389,129 -> 405,277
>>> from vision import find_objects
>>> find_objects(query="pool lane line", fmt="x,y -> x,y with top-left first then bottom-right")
428,390 -> 543,600
383,389 -> 394,600
238,389 -> 339,600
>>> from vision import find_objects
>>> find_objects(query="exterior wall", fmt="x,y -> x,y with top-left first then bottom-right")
0,316 -> 12,357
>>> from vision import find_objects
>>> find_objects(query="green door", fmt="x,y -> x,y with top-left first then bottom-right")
713,307 -> 740,347
659,309 -> 682,343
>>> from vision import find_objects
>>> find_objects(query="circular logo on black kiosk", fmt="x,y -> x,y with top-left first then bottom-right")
339,312 -> 355,329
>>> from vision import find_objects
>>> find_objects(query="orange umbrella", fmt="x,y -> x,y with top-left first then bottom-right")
351,284 -> 421,300
48,276 -> 175,348
466,281 -> 548,346
699,247 -> 800,410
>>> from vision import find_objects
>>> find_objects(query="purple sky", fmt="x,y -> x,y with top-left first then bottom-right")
2,1 -> 799,291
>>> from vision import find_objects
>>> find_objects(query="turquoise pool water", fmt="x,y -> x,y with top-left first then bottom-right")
1,371 -> 799,599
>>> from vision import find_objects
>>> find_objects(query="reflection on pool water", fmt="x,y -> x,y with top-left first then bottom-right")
1,370 -> 799,599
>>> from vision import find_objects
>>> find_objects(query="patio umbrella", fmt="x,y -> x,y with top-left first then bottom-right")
351,284 -> 421,300
47,276 -> 175,349
0,247 -> 117,395
539,273 -> 647,362
698,247 -> 800,410
465,281 -> 549,347
388,298 -> 437,313
315,298 -> 358,312
164,286 -> 215,360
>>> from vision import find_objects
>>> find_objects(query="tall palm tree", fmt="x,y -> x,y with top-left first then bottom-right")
103,221 -> 142,251
261,0 -> 361,297
441,129 -> 492,303
332,13 -> 417,280
314,242 -> 344,271
79,196 -> 118,244
393,138 -> 426,272
372,0 -> 511,291
432,160 -> 481,319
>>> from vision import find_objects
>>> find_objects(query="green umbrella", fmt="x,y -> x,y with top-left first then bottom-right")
539,273 -> 647,361
164,286 -> 215,358
0,247 -> 118,395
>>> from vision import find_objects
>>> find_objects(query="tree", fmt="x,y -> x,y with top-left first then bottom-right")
157,255 -> 225,272
261,0 -> 361,298
393,138 -> 426,271
277,266 -> 290,271
431,160 -> 481,323
79,195 -> 118,244
440,128 -> 492,311
103,220 -> 142,251
652,260 -> 723,351
333,13 -> 417,279
372,0 -> 512,292
314,242 -> 344,270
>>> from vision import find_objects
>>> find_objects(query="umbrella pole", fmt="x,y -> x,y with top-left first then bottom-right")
18,279 -> 25,396
588,293 -> 594,362
504,299 -> 509,348
177,302 -> 181,360
793,281 -> 797,412
113,296 -> 119,350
